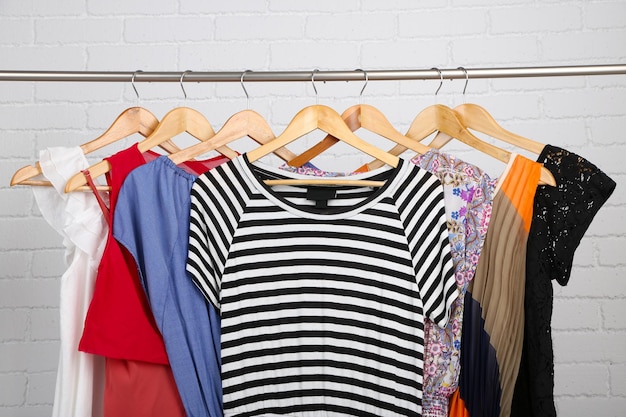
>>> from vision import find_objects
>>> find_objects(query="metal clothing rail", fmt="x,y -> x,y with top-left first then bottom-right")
1,64 -> 626,83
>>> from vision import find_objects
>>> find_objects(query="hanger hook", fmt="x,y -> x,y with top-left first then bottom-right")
179,70 -> 192,100
457,66 -> 469,95
311,68 -> 320,104
241,69 -> 252,109
131,70 -> 143,100
431,67 -> 443,96
355,68 -> 368,104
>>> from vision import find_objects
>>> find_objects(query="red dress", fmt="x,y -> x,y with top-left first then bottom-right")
79,145 -> 168,363
80,144 -> 228,417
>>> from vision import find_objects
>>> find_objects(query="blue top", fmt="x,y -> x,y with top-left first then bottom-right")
114,156 -> 222,417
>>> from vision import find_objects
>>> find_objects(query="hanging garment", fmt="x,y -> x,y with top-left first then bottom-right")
79,143 -> 165,361
411,150 -> 496,417
32,147 -> 108,417
78,143 -> 185,417
285,152 -> 497,416
511,145 -> 616,417
458,154 -> 542,417
187,155 -> 457,417
112,155 -> 229,417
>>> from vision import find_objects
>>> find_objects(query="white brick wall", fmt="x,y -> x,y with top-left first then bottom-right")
0,1 -> 624,416
493,5 -> 583,33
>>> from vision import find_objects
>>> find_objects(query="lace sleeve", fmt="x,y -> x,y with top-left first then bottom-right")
531,145 -> 616,286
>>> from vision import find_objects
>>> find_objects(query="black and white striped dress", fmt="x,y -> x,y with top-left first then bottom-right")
187,155 -> 457,417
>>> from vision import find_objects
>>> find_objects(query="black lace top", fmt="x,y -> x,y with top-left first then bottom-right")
511,145 -> 616,417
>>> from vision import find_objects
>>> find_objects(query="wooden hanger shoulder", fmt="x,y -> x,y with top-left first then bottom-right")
287,104 -> 430,169
455,103 -> 546,155
248,104 -> 399,168
12,106 -> 165,188
168,109 -> 295,165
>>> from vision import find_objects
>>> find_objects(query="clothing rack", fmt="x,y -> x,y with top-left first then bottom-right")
1,64 -> 626,83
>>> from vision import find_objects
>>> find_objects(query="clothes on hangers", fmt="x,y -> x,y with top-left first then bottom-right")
78,144 -> 166,360
186,155 -> 457,416
77,143 -> 186,417
283,151 -> 498,417
112,155 -> 229,417
103,145 -> 608,415
32,147 -> 108,417
511,145 -> 616,417
15,96 -> 617,417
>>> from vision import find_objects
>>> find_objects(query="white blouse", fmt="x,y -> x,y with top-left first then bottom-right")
32,147 -> 108,417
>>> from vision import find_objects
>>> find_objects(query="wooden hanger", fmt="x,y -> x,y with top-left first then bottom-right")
82,106 -> 181,154
425,103 -> 556,186
168,70 -> 298,165
64,106 -> 238,192
10,106 -> 180,187
246,104 -> 400,187
168,109 -> 297,165
373,103 -> 555,186
363,67 -> 553,186
286,103 -> 431,168
430,67 -> 546,154
10,162 -> 48,187
12,67 -> 183,188
425,68 -> 554,185
428,102 -> 546,154
287,70 -> 429,169
357,103 -> 507,170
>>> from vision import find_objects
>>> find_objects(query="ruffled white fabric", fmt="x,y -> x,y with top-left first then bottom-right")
33,147 -> 108,417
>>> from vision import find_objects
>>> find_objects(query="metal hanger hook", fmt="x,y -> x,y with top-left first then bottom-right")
457,66 -> 469,95
355,68 -> 368,104
131,70 -> 143,100
241,69 -> 252,109
431,67 -> 443,96
179,70 -> 192,100
311,68 -> 320,104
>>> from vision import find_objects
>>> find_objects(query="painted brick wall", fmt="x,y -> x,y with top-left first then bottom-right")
1,1 -> 624,416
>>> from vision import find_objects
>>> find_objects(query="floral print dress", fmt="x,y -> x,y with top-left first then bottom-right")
411,150 -> 496,417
